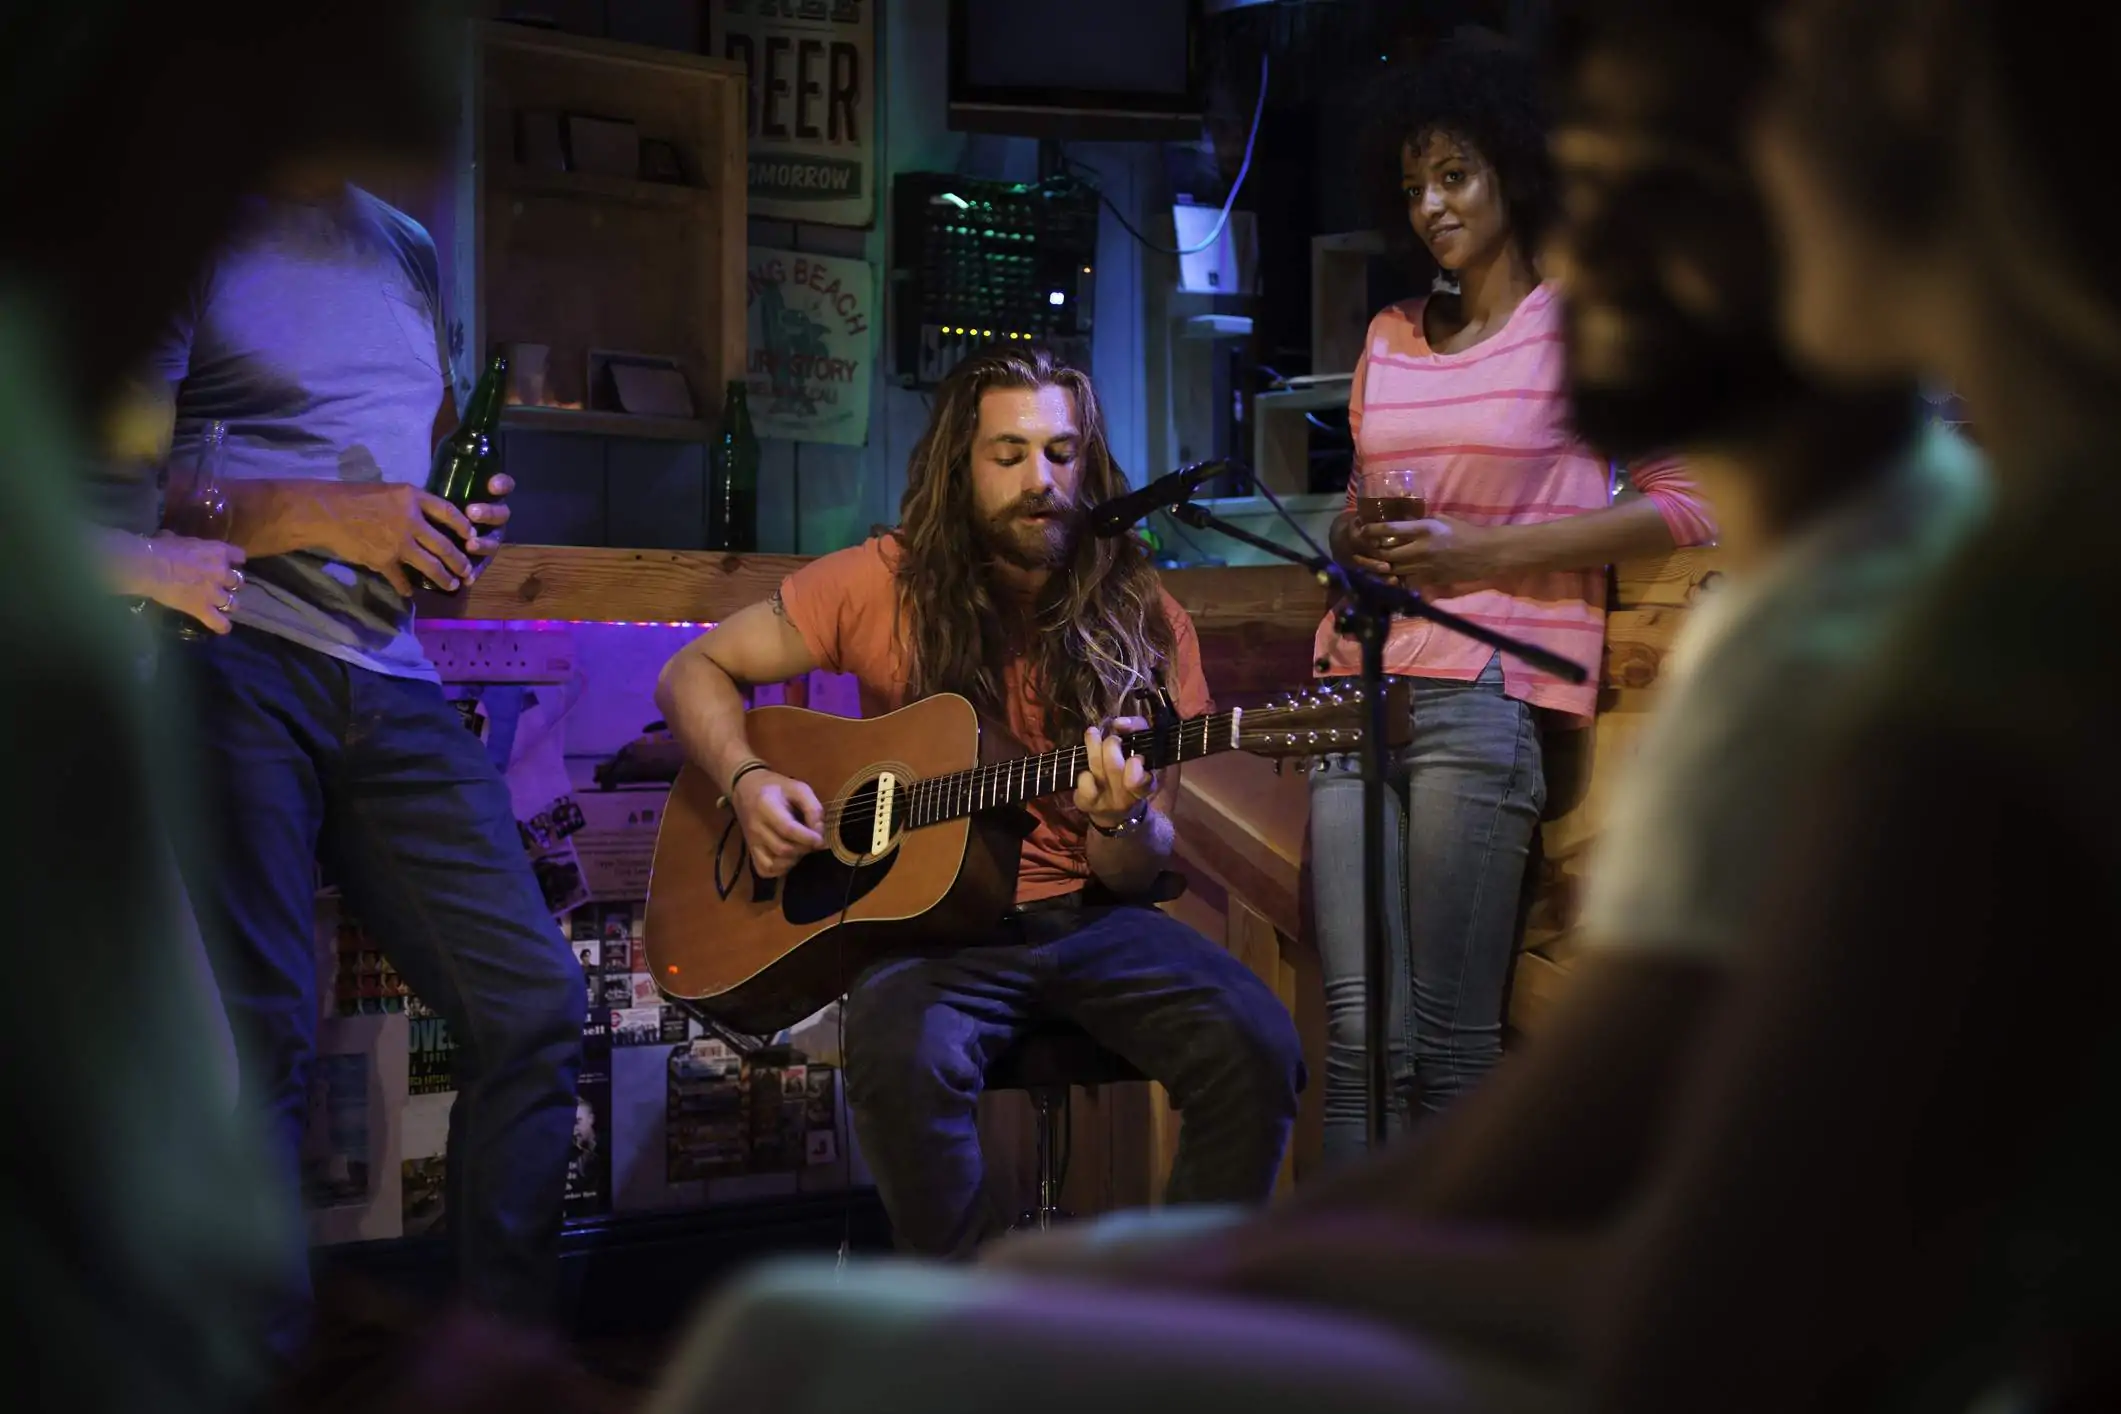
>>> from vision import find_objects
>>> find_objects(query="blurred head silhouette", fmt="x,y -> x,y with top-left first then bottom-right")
1749,0 -> 2121,411
1544,3 -> 1824,463
0,1 -> 460,411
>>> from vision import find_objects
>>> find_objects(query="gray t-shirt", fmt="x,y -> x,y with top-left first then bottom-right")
152,186 -> 455,680
1578,421 -> 1988,959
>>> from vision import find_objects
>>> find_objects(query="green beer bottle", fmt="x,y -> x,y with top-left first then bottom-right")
418,350 -> 509,590
706,380 -> 758,552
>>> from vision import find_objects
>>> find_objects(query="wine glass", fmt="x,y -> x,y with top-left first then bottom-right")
1357,467 -> 1426,527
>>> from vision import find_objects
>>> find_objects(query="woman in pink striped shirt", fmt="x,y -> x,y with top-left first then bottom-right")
1310,38 -> 1716,1159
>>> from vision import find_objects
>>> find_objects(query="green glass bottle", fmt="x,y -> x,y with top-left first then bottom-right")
707,380 -> 759,552
418,350 -> 509,590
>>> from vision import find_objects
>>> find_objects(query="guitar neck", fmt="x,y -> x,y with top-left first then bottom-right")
905,710 -> 1243,829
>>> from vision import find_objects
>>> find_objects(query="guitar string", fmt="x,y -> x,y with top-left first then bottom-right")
799,699 -> 1349,837
807,713 -> 1222,835
807,703 -> 1312,832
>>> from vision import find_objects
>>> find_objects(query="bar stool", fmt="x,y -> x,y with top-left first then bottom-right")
985,872 -> 1188,1230
985,1023 -> 1147,1231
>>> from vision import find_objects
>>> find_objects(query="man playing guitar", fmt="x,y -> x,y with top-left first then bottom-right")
656,346 -> 1304,1255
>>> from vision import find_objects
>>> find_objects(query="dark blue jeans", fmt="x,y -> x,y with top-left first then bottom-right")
177,627 -> 584,1339
843,901 -> 1304,1257
1308,656 -> 1548,1162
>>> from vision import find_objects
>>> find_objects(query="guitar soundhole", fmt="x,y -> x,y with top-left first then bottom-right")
777,771 -> 913,927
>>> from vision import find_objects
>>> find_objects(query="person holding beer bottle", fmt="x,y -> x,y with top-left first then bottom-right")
149,168 -> 584,1350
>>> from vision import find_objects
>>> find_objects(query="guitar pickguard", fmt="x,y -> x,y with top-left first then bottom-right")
781,848 -> 896,925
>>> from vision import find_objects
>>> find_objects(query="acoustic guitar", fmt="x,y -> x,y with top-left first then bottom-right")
644,682 -> 1401,1036
644,686 -> 1408,1038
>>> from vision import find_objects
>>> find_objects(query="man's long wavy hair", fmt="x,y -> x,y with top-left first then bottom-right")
893,346 -> 1177,743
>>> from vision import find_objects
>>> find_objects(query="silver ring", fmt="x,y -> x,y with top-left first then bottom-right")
231,567 -> 245,586
215,592 -> 236,614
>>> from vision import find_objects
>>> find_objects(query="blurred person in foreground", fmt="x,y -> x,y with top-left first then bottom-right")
1582,0 -> 2121,1409
0,2 -> 463,1409
996,0 -> 1982,1334
84,375 -> 245,1112
630,9 -> 1985,1411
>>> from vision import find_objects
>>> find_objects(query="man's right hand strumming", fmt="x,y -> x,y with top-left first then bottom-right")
731,768 -> 826,878
654,588 -> 831,880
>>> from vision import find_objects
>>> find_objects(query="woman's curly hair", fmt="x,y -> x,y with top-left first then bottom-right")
1361,32 -> 1556,273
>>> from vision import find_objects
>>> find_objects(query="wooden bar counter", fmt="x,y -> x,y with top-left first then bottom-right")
424,543 -> 1720,1213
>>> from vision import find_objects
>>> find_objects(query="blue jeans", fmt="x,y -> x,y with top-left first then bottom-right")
176,627 -> 584,1339
843,902 -> 1304,1257
1308,656 -> 1547,1163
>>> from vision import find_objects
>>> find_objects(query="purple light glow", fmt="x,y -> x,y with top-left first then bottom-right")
420,618 -> 718,630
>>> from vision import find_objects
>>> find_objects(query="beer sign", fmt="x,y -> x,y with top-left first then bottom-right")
711,0 -> 877,227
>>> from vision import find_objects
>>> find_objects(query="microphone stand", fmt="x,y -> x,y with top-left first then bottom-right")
1165,486 -> 1588,1152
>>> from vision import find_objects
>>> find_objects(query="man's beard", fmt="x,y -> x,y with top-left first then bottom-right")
979,492 -> 1080,572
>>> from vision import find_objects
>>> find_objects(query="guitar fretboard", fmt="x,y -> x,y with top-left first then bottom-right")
904,710 -> 1241,829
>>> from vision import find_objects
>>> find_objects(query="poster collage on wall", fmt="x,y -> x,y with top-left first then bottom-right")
298,677 -> 867,1246
307,889 -> 864,1246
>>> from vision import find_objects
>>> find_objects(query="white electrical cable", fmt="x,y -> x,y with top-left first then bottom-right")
1073,50 -> 1270,257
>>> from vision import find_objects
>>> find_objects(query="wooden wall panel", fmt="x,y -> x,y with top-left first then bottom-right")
419,549 -> 1327,680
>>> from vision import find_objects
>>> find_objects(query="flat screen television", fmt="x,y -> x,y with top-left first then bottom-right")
947,0 -> 1203,142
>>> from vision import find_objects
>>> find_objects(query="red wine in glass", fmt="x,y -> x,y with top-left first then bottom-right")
1357,468 -> 1425,530
1356,493 -> 1426,525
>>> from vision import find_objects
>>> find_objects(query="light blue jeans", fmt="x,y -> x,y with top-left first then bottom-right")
1308,656 -> 1547,1164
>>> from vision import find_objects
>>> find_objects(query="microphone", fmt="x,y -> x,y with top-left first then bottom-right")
1087,460 -> 1226,538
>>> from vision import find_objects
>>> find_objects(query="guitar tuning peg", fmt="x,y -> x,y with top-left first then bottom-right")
1272,759 -> 1284,776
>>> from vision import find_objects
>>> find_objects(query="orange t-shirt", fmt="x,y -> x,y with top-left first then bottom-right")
776,535 -> 1214,903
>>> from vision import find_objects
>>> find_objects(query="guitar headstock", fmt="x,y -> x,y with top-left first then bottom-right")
1236,681 -> 1411,761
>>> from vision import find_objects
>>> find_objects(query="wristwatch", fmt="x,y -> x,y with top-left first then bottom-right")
1091,799 -> 1151,838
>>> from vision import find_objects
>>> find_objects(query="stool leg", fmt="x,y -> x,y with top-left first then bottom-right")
1034,1089 -> 1057,1230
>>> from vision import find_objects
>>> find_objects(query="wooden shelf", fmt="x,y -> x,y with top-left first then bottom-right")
496,165 -> 709,211
500,405 -> 708,441
386,22 -> 748,446
1253,379 -> 1356,497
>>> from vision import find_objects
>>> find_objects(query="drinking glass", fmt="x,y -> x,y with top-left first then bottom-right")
1356,468 -> 1426,544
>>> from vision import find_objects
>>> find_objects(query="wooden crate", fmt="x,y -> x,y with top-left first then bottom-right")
1311,231 -> 1389,376
445,22 -> 747,442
